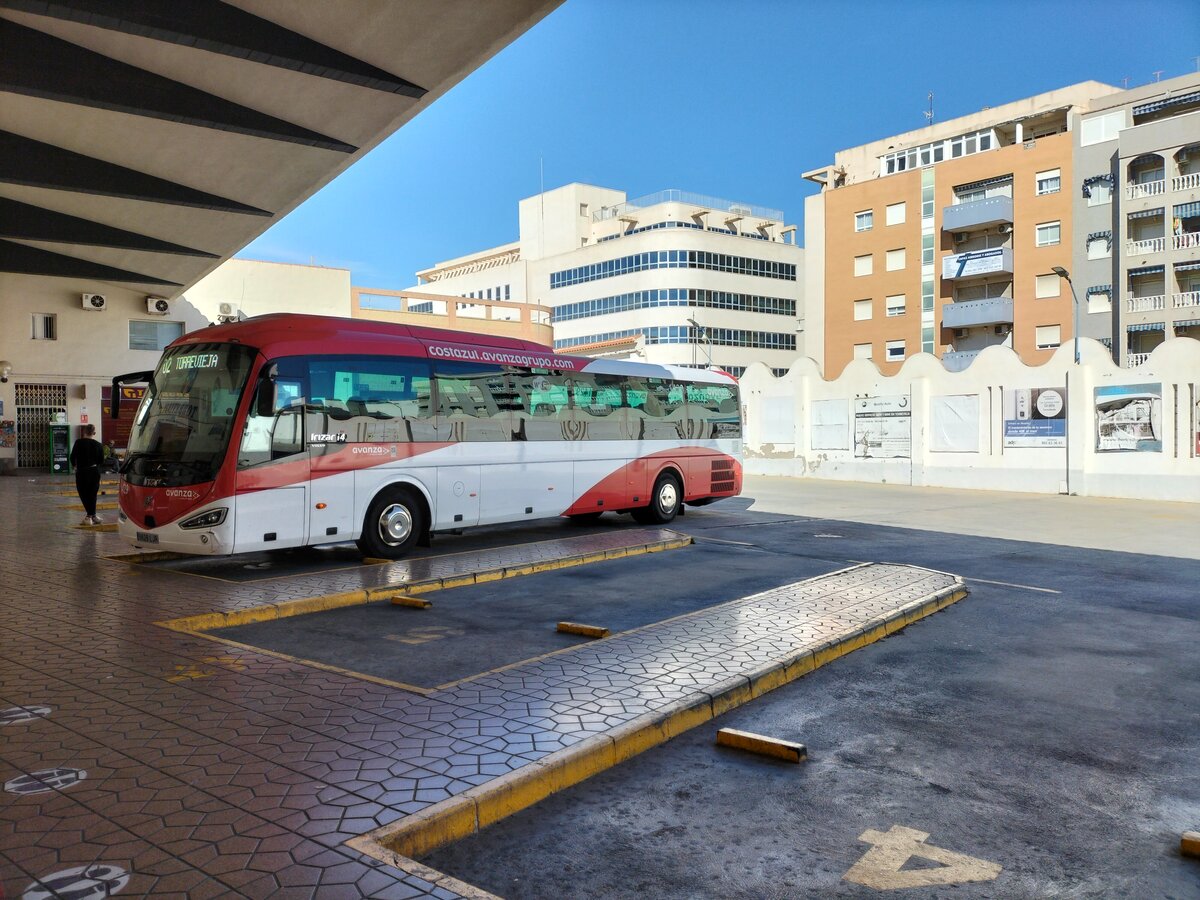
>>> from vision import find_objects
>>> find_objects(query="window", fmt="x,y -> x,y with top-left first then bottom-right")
579,203 -> 588,217
31,313 -> 57,340
854,299 -> 873,321
886,202 -> 906,226
886,294 -> 906,316
1087,289 -> 1112,314
1085,177 -> 1113,206
855,210 -> 873,232
854,254 -> 873,277
1035,221 -> 1061,246
1080,110 -> 1125,146
129,320 -> 184,351
1035,325 -> 1061,350
885,248 -> 906,271
1036,169 -> 1061,195
1035,274 -> 1060,299
885,340 -> 906,361
853,343 -> 872,360
1087,233 -> 1111,260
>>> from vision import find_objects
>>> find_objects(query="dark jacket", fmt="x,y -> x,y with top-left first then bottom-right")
70,437 -> 105,471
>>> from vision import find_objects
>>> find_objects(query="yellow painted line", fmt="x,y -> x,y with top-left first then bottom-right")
102,550 -> 199,564
177,628 -> 433,695
72,523 -> 119,533
391,595 -> 432,609
58,502 -> 119,511
716,727 -> 807,763
556,622 -> 610,639
1182,831 -> 1200,858
348,578 -> 969,868
43,489 -> 118,497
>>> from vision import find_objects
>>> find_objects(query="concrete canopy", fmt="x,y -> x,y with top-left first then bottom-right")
0,0 -> 561,295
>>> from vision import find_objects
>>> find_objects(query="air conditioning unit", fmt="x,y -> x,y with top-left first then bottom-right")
146,297 -> 171,316
994,325 -> 1009,335
81,293 -> 107,311
954,233 -> 969,244
997,223 -> 1012,234
954,328 -> 968,339
218,302 -> 237,318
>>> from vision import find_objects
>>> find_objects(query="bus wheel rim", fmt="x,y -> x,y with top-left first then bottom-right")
379,503 -> 413,545
659,480 -> 678,511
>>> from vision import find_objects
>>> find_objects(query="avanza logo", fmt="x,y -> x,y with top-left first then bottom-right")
352,446 -> 393,455
165,489 -> 200,500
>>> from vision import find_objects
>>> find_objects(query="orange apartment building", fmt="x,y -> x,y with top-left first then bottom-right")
803,82 -> 1120,377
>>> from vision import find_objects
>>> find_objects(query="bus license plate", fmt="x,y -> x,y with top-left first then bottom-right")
136,531 -> 159,544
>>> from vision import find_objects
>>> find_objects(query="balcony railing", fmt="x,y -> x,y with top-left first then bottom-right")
942,297 -> 1014,329
1174,232 -> 1200,251
1126,180 -> 1165,199
1174,291 -> 1200,309
1127,237 -> 1165,255
941,247 -> 1013,281
1126,294 -> 1166,312
942,195 -> 1013,233
1173,172 -> 1200,191
1125,352 -> 1151,368
592,189 -> 783,223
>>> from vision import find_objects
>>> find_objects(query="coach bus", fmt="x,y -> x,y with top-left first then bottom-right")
111,314 -> 742,559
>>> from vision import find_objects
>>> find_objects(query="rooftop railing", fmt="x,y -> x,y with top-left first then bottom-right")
593,189 -> 783,223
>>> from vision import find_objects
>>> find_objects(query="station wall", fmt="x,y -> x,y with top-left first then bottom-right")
740,337 -> 1200,503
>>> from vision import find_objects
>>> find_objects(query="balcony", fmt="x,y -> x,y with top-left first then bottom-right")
1126,294 -> 1166,312
941,350 -> 979,372
942,195 -> 1013,233
1174,172 -> 1200,191
1174,291 -> 1200,309
941,297 -> 1014,329
1127,180 -> 1165,199
1174,232 -> 1200,251
1125,352 -> 1151,368
941,247 -> 1014,281
1126,237 -> 1165,255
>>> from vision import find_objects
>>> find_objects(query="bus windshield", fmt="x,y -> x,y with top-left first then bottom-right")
124,342 -> 257,487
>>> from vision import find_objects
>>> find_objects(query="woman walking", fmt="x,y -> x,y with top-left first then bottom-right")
69,424 -> 105,525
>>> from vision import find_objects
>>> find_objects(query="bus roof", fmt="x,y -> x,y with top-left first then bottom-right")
172,313 -> 736,384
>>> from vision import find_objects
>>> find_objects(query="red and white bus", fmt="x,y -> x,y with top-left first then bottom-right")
113,314 -> 742,558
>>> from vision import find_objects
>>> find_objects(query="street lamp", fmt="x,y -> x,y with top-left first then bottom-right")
1051,266 -> 1081,364
686,318 -> 712,367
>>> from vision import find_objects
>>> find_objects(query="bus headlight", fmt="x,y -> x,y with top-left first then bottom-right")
180,508 -> 227,529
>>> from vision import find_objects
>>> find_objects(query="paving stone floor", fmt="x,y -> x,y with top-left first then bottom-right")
1,477 -> 959,898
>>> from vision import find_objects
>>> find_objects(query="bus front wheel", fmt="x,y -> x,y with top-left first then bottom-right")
358,486 -> 426,559
632,472 -> 681,524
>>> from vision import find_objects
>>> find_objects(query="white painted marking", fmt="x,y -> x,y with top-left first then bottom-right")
0,705 -> 51,725
843,824 -> 1002,889
967,577 -> 1061,594
24,864 -> 129,899
693,536 -> 759,548
813,533 -> 843,538
5,767 -> 87,795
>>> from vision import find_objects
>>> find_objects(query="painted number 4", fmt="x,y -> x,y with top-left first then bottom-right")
843,824 -> 1002,890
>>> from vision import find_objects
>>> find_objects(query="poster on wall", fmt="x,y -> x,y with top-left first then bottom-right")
0,420 -> 14,449
854,395 -> 911,459
930,395 -> 980,453
1094,383 -> 1162,452
1002,387 -> 1067,448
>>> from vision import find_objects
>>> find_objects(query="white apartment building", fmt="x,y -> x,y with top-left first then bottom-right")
404,184 -> 806,377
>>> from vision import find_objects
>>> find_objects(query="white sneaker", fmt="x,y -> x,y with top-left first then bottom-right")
81,516 -> 93,526
90,516 -> 102,525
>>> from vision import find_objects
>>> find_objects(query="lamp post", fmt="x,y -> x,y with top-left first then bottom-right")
686,318 -> 712,367
1051,266 -> 1081,364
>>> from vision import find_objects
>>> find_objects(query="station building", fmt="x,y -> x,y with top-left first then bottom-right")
802,74 -> 1200,378
404,183 -> 806,378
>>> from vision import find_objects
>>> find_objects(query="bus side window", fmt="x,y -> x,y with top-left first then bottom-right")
238,364 -> 306,467
686,383 -> 742,439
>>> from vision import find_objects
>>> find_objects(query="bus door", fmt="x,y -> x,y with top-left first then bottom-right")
234,362 -> 309,553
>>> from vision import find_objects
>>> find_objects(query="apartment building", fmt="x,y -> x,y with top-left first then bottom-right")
406,183 -> 805,377
804,82 -> 1122,377
1075,73 -> 1200,367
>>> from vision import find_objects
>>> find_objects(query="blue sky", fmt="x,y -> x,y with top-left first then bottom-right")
242,0 -> 1200,288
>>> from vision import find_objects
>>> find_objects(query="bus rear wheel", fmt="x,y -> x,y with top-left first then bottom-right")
632,472 -> 682,524
357,486 -> 425,560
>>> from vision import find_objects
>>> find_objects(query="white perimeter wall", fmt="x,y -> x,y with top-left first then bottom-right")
741,337 -> 1200,503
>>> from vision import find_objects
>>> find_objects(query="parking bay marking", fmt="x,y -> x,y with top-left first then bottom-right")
843,824 -> 1002,890
966,577 -> 1061,595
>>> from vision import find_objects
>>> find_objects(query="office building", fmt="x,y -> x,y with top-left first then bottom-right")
404,184 -> 805,377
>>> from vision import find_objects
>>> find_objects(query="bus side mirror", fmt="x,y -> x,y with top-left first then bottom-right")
255,365 -> 278,418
